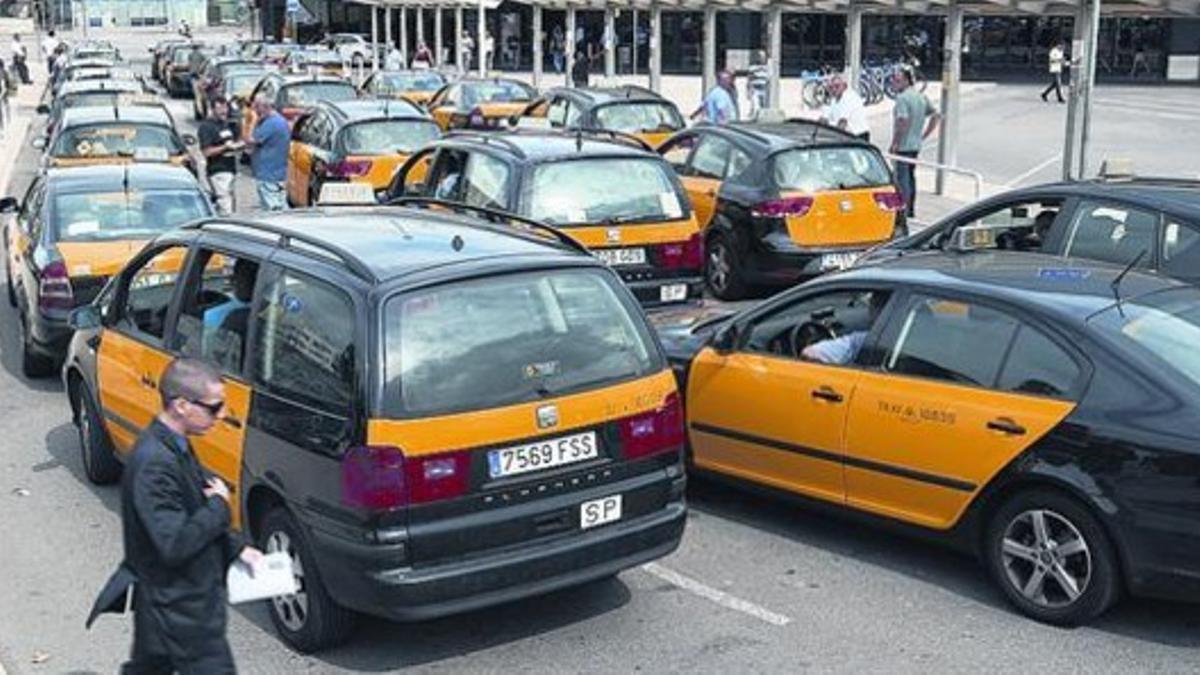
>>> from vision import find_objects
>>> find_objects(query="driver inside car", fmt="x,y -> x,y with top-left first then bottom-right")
801,292 -> 888,365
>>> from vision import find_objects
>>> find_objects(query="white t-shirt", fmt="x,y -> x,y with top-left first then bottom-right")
40,35 -> 58,57
11,39 -> 25,59
1048,47 -> 1064,74
823,89 -> 869,136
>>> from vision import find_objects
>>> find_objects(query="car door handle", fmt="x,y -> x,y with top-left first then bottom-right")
811,386 -> 844,403
987,417 -> 1026,436
221,415 -> 243,430
139,375 -> 157,390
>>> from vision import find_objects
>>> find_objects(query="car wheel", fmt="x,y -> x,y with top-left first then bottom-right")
76,381 -> 121,484
19,313 -> 54,378
985,489 -> 1120,626
705,233 -> 748,301
260,507 -> 357,653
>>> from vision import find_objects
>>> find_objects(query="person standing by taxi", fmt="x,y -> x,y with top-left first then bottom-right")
244,95 -> 289,211
820,74 -> 870,141
694,70 -> 737,125
889,68 -> 939,218
40,30 -> 59,77
199,96 -> 242,216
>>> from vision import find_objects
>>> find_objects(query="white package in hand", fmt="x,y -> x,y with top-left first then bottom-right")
226,552 -> 298,604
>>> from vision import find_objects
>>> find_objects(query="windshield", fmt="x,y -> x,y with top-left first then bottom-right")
53,124 -> 182,159
462,81 -> 534,107
340,120 -> 440,155
1091,288 -> 1200,389
384,269 -> 661,416
280,82 -> 356,107
172,49 -> 197,65
526,158 -> 686,226
62,92 -> 122,110
225,73 -> 265,98
772,146 -> 892,192
594,102 -> 684,134
379,72 -> 445,92
52,189 -> 210,242
294,49 -> 342,65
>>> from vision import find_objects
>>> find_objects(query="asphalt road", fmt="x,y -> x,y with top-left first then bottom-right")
1,54 -> 1198,674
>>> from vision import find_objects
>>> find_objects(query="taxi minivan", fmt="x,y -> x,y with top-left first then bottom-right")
62,205 -> 687,651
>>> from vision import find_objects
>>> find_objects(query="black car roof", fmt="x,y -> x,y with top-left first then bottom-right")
273,73 -> 355,86
697,120 -> 869,153
325,98 -> 429,122
839,250 -> 1185,322
59,104 -> 171,128
435,130 -> 655,162
984,179 -> 1200,220
547,85 -> 668,106
43,164 -> 203,193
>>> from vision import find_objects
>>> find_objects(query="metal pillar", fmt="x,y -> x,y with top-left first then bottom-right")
399,6 -> 408,65
1078,0 -> 1101,178
417,7 -> 425,45
935,1 -> 963,194
532,5 -> 543,88
702,6 -> 717,96
385,4 -> 392,51
477,0 -> 486,76
455,7 -> 464,70
649,5 -> 662,92
1063,0 -> 1095,181
566,7 -> 576,86
632,9 -> 638,76
846,3 -> 864,89
371,7 -> 379,73
604,7 -> 616,80
766,6 -> 782,109
435,8 -> 444,66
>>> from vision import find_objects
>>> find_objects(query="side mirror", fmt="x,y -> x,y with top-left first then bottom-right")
68,305 -> 101,331
36,104 -> 49,115
30,137 -> 46,150
710,324 -> 738,353
0,197 -> 17,213
182,134 -> 198,146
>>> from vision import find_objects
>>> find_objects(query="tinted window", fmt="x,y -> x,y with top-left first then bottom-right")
772,146 -> 891,191
525,158 -> 685,226
460,153 -> 510,210
117,246 -> 189,343
660,135 -> 695,170
996,326 -> 1081,398
253,272 -> 355,413
594,102 -> 684,134
885,296 -> 1019,387
51,189 -> 210,242
340,120 -> 440,155
1062,201 -> 1157,268
1161,221 -> 1200,279
384,269 -> 661,416
689,135 -> 731,180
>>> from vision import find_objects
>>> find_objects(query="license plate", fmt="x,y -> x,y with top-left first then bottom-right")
580,494 -> 622,530
659,283 -> 689,303
820,252 -> 859,270
595,247 -> 646,266
487,431 -> 598,479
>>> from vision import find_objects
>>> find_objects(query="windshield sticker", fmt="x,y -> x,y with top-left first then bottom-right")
282,293 -> 304,314
66,220 -> 101,236
523,361 -> 560,379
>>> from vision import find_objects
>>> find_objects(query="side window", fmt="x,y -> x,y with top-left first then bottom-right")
115,245 -> 190,344
461,153 -> 511,210
996,326 -> 1082,399
441,84 -> 460,107
172,250 -> 261,376
659,135 -> 696,172
292,116 -> 311,143
547,97 -> 570,127
427,149 -> 469,200
313,114 -> 333,151
689,135 -> 732,180
728,148 -> 752,180
744,289 -> 891,366
1062,201 -> 1157,268
252,271 -> 355,413
884,295 -> 1020,388
1161,221 -> 1200,279
941,199 -> 1064,252
19,181 -> 44,236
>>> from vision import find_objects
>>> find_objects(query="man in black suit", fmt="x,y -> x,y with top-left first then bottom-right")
118,358 -> 262,673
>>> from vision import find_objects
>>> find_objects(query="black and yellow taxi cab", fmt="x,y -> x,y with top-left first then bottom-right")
243,72 -> 359,131
38,80 -> 147,137
191,56 -> 266,120
163,43 -> 215,98
150,38 -> 189,83
287,98 -> 440,207
1,164 -> 212,376
50,60 -> 141,98
249,41 -> 302,66
426,77 -> 537,131
61,203 -> 686,651
35,104 -> 198,173
520,86 -> 686,148
69,40 -> 121,62
283,47 -> 349,77
387,130 -> 705,306
657,120 -> 904,299
357,69 -> 448,107
658,246 -> 1200,625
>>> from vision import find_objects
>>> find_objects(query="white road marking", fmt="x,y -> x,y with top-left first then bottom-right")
1005,154 -> 1061,187
640,562 -> 793,627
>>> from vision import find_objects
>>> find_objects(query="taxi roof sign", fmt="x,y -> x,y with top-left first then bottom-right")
317,182 -> 377,206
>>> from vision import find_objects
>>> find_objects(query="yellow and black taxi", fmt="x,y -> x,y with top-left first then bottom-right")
35,104 -> 197,173
38,80 -> 147,137
249,41 -> 302,66
191,56 -> 266,120
287,98 -> 440,207
658,120 -> 904,299
61,204 -> 686,651
162,42 -> 213,98
658,249 -> 1200,625
520,86 -> 686,148
388,130 -> 705,306
283,47 -> 349,77
69,40 -> 121,62
149,38 -> 189,83
357,69 -> 448,107
50,59 -> 140,97
2,164 -> 212,376
426,77 -> 537,131
244,72 -> 359,130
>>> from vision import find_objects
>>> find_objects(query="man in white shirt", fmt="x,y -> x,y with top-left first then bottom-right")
39,30 -> 59,76
1041,41 -> 1066,103
10,34 -> 29,84
820,75 -> 870,142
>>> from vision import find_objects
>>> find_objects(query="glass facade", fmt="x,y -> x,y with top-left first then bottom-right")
48,0 -> 207,28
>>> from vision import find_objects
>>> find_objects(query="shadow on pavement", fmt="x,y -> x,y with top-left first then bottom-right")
686,475 -> 1200,649
43,421 -> 122,515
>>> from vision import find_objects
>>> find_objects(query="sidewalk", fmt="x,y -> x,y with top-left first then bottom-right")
0,22 -> 46,196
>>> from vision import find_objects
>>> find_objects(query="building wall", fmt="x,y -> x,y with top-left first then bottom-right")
49,0 -> 208,28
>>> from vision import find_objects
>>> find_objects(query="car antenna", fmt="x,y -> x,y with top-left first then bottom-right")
575,129 -> 582,151
1110,249 -> 1146,318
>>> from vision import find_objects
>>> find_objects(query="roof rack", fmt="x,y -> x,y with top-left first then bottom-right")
183,218 -> 375,282
387,197 -> 589,255
441,131 -> 528,158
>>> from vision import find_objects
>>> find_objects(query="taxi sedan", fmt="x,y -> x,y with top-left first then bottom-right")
427,77 -> 536,130
657,250 -> 1200,625
1,164 -> 212,376
36,105 -> 197,173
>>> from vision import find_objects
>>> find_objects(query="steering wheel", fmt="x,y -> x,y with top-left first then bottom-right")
789,321 -> 836,359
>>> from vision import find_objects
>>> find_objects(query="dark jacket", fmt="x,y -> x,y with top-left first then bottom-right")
108,419 -> 242,660
571,56 -> 590,88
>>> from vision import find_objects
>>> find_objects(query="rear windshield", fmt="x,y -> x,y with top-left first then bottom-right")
225,73 -> 265,98
378,72 -> 446,93
462,81 -> 534,107
340,120 -> 440,155
1090,288 -> 1200,388
772,146 -> 892,192
52,189 -> 210,242
384,269 -> 661,417
594,102 -> 684,134
172,49 -> 198,65
280,82 -> 357,107
294,49 -> 342,65
53,124 -> 182,159
525,157 -> 686,226
62,92 -> 121,110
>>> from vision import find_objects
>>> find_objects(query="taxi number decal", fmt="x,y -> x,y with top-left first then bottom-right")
877,401 -> 958,426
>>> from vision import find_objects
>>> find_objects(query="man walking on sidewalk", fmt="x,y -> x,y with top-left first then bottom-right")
40,30 -> 59,77
244,95 -> 289,211
1041,41 -> 1066,103
890,68 -> 940,218
10,34 -> 30,84
198,97 -> 242,215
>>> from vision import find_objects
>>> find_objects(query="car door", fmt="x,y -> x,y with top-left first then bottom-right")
686,287 -> 895,503
925,196 -> 1074,252
7,180 -> 44,310
680,134 -> 732,229
430,84 -> 459,130
1158,218 -> 1200,284
95,243 -> 193,454
842,292 -> 1082,530
288,113 -> 319,206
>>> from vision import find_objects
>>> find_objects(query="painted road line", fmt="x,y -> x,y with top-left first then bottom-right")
1005,154 -> 1061,187
640,563 -> 793,627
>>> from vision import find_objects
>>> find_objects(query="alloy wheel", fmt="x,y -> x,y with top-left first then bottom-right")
1000,508 -> 1092,608
708,244 -> 730,293
266,530 -> 309,632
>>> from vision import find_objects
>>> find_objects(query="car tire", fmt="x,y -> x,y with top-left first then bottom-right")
985,489 -> 1120,626
76,381 -> 121,484
19,313 -> 54,378
705,232 -> 748,301
259,507 -> 357,653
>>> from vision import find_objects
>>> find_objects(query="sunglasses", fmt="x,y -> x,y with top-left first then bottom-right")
187,398 -> 226,417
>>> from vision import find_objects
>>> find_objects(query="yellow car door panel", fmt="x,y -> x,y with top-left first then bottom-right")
681,176 -> 721,228
190,377 -> 251,531
95,330 -> 149,453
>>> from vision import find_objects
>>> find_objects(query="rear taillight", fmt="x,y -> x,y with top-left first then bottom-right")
619,393 -> 685,461
751,196 -> 814,219
341,445 -> 470,511
327,159 -> 373,178
873,190 -> 905,213
405,450 -> 470,504
655,232 -> 705,270
38,260 -> 73,311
